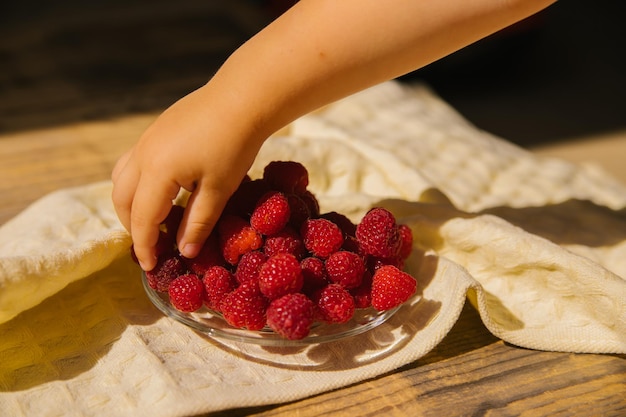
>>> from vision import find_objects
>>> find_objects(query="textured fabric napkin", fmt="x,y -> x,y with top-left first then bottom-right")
1,81 -> 625,417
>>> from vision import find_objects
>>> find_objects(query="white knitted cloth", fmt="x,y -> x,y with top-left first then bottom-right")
1,81 -> 624,417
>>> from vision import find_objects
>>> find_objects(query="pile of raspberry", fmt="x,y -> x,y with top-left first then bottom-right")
141,161 -> 417,340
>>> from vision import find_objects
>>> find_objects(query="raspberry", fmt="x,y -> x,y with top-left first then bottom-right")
300,256 -> 329,295
202,266 -> 237,311
286,193 -> 311,229
258,253 -> 303,299
168,274 -> 204,312
325,250 -> 365,289
266,293 -> 316,340
250,191 -> 291,236
299,190 -> 320,218
183,232 -> 225,276
321,211 -> 357,237
146,254 -> 187,292
263,227 -> 306,259
315,283 -> 355,324
350,270 -> 373,308
356,208 -> 401,258
162,204 -> 185,238
367,255 -> 405,274
223,179 -> 271,219
263,160 -> 309,194
234,250 -> 268,284
397,223 -> 413,260
300,218 -> 344,259
217,214 -> 264,265
371,265 -> 417,311
220,281 -> 269,331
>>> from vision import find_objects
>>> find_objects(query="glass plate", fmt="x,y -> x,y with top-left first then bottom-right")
142,272 -> 420,347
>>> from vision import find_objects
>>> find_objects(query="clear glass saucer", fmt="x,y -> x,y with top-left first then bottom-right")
142,272 -> 419,347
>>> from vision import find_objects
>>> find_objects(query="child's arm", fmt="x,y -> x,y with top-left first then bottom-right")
112,0 -> 556,271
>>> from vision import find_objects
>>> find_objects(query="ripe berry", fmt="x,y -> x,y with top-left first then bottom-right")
183,232 -> 225,276
320,211 -> 357,237
315,283 -> 355,324
325,250 -> 365,289
286,193 -> 311,229
356,208 -> 401,258
202,266 -> 237,311
146,254 -> 187,292
266,293 -> 316,340
350,270 -> 373,308
397,223 -> 413,260
217,214 -> 264,265
300,218 -> 344,259
234,250 -> 268,284
263,160 -> 309,194
168,274 -> 204,312
250,191 -> 291,236
300,256 -> 329,295
220,281 -> 268,331
263,227 -> 306,259
162,204 -> 185,238
371,265 -> 417,311
258,253 -> 304,300
223,179 -> 271,218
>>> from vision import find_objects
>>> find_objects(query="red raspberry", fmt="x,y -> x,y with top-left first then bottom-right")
183,232 -> 225,276
300,218 -> 344,259
234,250 -> 268,284
131,230 -> 176,266
299,190 -> 320,218
202,266 -> 237,311
263,227 -> 306,259
258,253 -> 304,299
286,193 -> 311,229
366,255 -> 405,274
145,254 -> 187,292
266,293 -> 316,340
223,179 -> 271,219
350,270 -> 373,308
356,208 -> 401,258
220,281 -> 269,331
217,214 -> 264,265
263,160 -> 309,194
162,204 -> 185,238
300,256 -> 329,295
397,223 -> 413,260
168,274 -> 204,312
315,283 -> 355,324
320,211 -> 357,237
325,250 -> 365,289
371,265 -> 417,311
250,191 -> 291,236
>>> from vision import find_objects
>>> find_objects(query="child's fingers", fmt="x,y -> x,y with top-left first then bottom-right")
130,174 -> 181,271
111,154 -> 139,233
177,184 -> 226,259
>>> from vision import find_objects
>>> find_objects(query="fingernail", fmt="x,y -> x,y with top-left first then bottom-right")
181,243 -> 201,259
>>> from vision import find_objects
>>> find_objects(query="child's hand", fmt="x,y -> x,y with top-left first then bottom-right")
112,85 -> 265,271
111,0 -> 555,271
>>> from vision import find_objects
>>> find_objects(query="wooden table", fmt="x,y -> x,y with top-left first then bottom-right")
1,116 -> 624,416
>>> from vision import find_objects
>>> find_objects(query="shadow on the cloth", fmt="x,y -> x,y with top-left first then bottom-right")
481,199 -> 626,248
0,257 -> 160,392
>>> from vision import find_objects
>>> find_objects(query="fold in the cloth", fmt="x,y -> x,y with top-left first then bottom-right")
1,81 -> 624,417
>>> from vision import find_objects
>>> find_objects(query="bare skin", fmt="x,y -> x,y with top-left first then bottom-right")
111,0 -> 557,271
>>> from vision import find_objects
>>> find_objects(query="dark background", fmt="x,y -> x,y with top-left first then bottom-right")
1,0 -> 624,147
